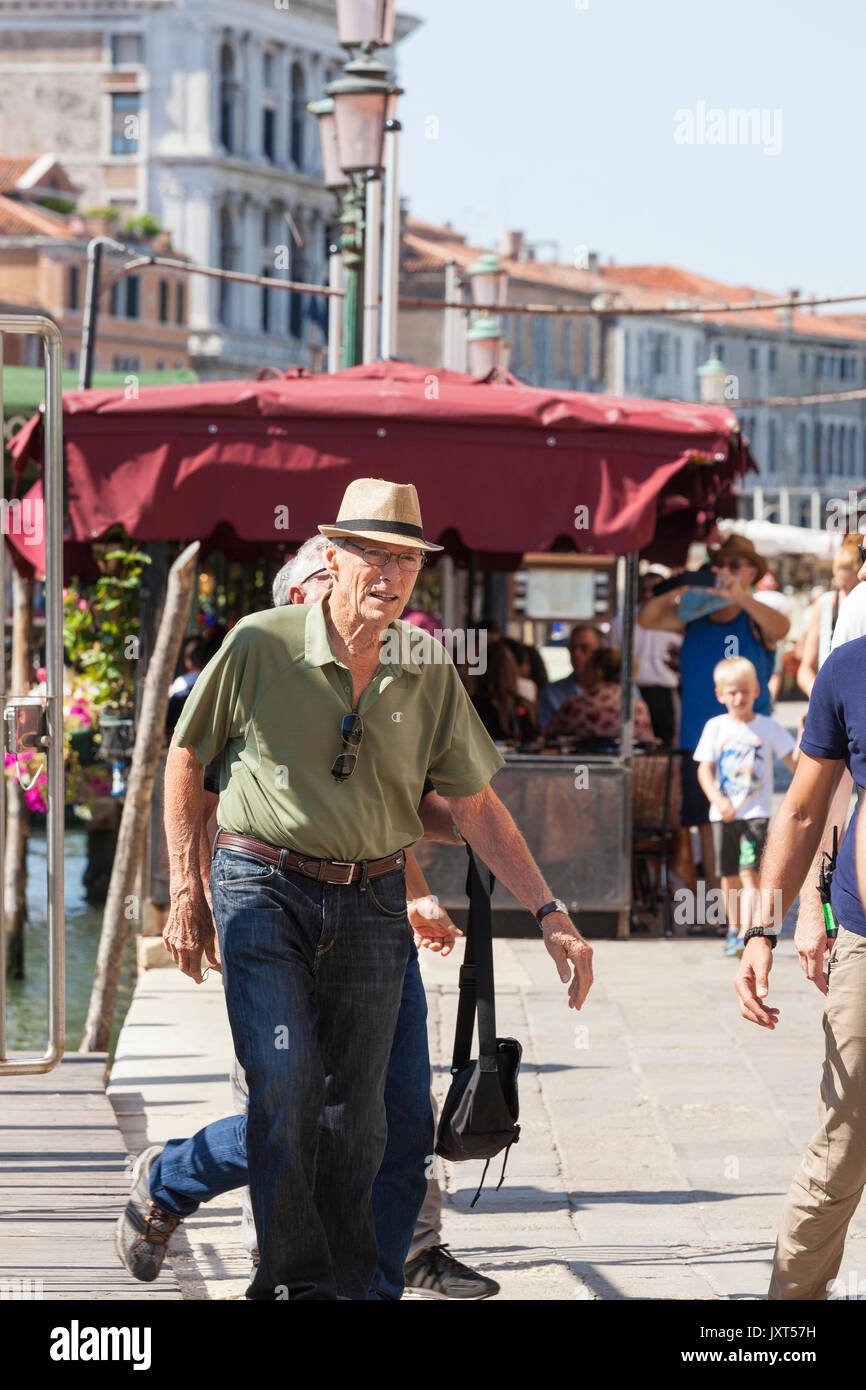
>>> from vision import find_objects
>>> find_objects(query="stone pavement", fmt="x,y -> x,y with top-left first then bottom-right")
107,930 -> 866,1300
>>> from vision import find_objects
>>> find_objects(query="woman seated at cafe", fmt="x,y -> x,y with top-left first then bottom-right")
472,640 -> 538,745
543,648 -> 654,745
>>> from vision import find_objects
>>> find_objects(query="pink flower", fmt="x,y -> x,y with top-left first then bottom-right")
24,784 -> 47,813
78,599 -> 88,613
36,667 -> 46,682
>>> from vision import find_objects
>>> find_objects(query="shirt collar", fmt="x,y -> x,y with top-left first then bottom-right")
304,595 -> 424,677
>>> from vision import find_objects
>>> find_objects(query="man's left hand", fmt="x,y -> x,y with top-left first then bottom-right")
407,895 -> 463,956
542,913 -> 593,1009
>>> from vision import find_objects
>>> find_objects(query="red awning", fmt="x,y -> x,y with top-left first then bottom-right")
10,360 -> 752,576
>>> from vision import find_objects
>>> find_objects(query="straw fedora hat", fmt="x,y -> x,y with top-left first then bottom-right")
706,533 -> 767,582
318,478 -> 443,552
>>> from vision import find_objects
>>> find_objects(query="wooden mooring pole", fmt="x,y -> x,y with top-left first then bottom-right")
81,541 -> 199,1052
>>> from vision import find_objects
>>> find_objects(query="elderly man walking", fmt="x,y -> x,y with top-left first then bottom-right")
138,480 -> 593,1301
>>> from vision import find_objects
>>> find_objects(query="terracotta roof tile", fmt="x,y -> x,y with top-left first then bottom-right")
403,219 -> 866,343
0,194 -> 75,238
0,156 -> 41,194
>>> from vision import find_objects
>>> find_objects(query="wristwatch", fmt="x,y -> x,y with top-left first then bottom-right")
536,898 -> 569,926
742,926 -> 778,950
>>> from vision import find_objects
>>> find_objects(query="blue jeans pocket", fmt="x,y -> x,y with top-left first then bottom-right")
365,868 -> 409,919
215,850 -> 277,889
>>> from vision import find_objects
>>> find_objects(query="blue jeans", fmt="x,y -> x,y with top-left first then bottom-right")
369,949 -> 433,1298
214,946 -> 434,1299
151,847 -> 413,1300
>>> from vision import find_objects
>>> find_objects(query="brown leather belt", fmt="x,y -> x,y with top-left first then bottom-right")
213,829 -> 405,885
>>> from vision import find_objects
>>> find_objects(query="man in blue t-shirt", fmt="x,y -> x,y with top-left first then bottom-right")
638,535 -> 789,901
735,632 -> 866,1299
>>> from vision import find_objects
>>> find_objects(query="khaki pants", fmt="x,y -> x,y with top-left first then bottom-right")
770,926 -> 866,1300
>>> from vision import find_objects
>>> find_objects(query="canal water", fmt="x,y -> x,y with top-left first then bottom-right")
5,828 -> 136,1057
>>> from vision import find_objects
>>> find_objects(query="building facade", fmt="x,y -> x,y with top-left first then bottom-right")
399,220 -> 608,393
0,0 -> 411,378
601,265 -> 866,529
0,155 -> 191,376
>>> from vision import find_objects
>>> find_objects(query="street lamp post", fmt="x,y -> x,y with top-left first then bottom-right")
466,251 -> 507,376
339,176 -> 366,369
380,94 -> 402,360
335,0 -> 396,49
326,53 -> 392,367
467,313 -> 505,378
697,354 -> 727,405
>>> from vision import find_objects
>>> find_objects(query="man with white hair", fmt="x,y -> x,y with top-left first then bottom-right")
223,537 -> 498,1299
118,479 -> 593,1301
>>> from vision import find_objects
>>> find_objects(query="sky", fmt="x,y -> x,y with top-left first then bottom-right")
396,0 -> 866,299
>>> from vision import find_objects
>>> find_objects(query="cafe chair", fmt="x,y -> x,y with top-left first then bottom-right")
631,747 -> 685,938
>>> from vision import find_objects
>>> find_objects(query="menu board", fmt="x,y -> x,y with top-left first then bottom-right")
523,568 -> 596,619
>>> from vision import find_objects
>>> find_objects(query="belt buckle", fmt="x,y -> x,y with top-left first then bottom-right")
330,860 -> 357,885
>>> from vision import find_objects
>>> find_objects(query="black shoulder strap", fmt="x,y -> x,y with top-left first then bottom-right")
452,846 -> 498,1073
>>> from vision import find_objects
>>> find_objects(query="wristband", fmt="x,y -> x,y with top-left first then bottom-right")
742,926 -> 777,950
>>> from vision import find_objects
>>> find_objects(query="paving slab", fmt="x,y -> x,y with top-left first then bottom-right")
98,926 -> 866,1301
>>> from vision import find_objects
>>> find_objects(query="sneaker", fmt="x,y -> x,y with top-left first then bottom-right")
724,931 -> 740,957
404,1244 -> 500,1300
115,1144 -> 183,1282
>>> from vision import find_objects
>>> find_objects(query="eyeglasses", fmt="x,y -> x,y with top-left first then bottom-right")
338,539 -> 427,573
710,559 -> 754,573
301,567 -> 331,586
858,544 -> 866,566
331,712 -> 364,782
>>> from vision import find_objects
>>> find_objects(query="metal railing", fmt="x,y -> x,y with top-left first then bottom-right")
0,317 -> 65,1074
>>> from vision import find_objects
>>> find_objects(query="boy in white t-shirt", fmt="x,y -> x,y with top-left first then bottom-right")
694,657 -> 798,957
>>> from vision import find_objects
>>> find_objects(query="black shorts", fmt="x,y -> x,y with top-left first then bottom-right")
681,754 -> 711,828
711,818 -> 769,878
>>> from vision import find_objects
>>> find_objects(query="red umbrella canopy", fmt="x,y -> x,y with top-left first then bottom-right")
11,360 -> 751,575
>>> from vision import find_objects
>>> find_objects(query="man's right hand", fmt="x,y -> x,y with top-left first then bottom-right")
716,796 -> 736,823
735,937 -> 779,1029
163,894 -> 221,983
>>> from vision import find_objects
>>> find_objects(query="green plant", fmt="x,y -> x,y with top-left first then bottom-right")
123,212 -> 162,239
40,196 -> 77,215
82,206 -> 121,220
63,544 -> 152,714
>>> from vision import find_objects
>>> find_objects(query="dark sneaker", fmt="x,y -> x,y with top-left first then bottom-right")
404,1244 -> 500,1300
115,1144 -> 182,1282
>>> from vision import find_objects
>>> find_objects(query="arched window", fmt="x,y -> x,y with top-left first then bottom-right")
263,48 -> 278,161
220,43 -> 240,153
813,421 -> 822,475
766,417 -> 777,473
289,245 -> 306,340
218,204 -> 241,326
290,62 -> 307,169
262,208 -> 284,336
798,421 -> 809,478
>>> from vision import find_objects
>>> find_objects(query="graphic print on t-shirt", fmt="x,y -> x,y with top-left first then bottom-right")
718,740 -> 763,805
693,712 -> 794,823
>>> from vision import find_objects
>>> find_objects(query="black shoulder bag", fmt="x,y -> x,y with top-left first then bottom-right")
435,846 -> 522,1206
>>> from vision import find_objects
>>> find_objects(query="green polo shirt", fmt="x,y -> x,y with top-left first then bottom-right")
173,597 -> 505,862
